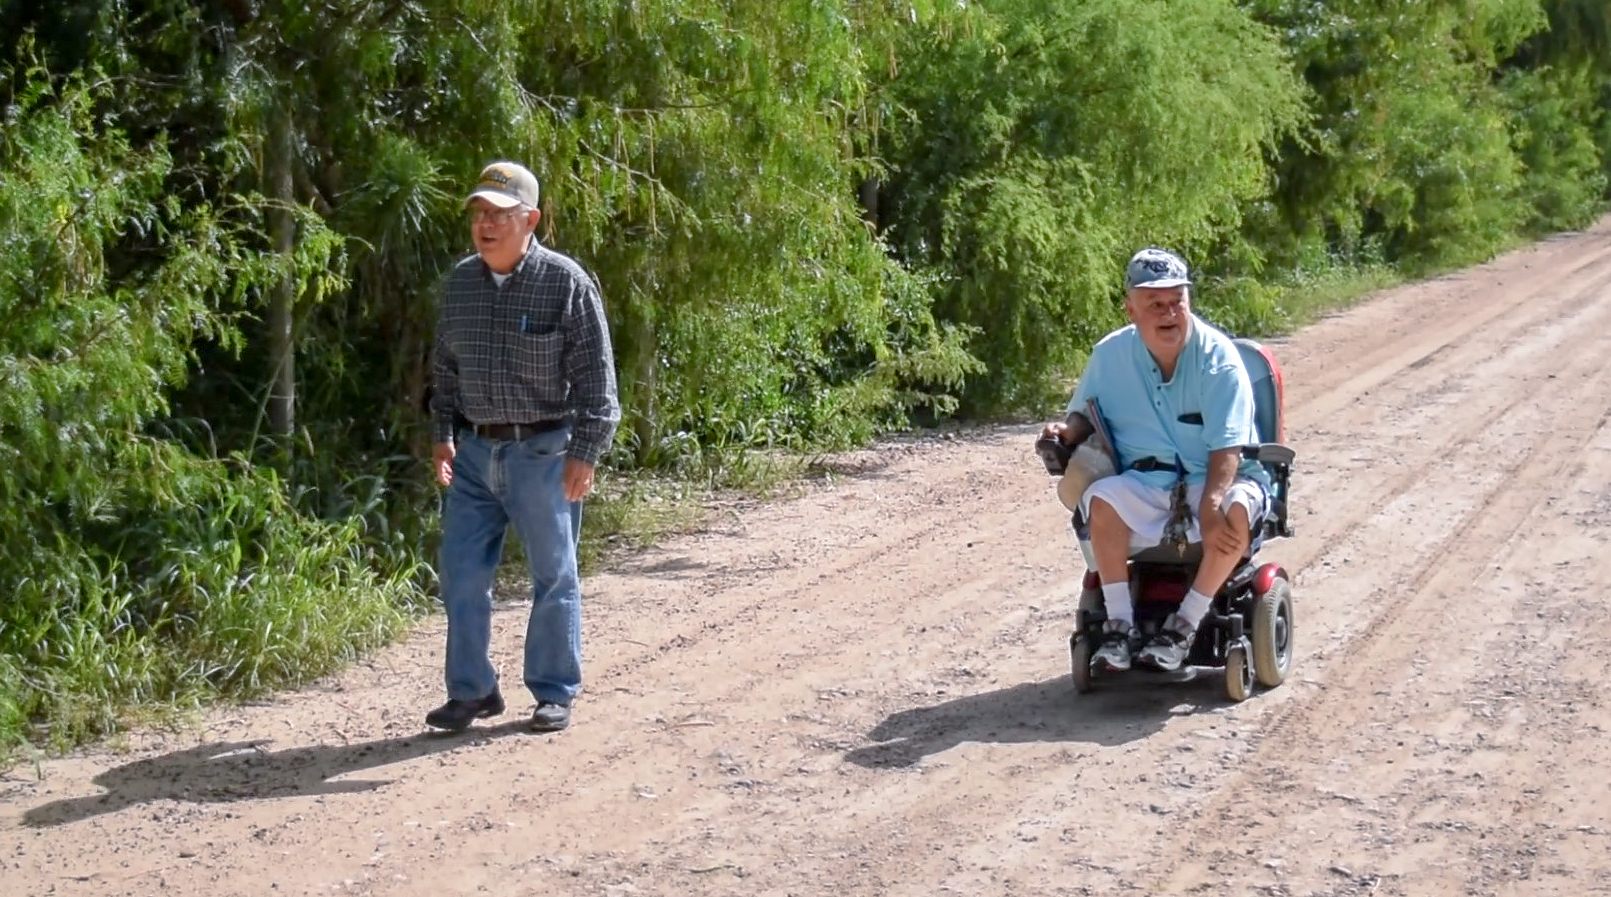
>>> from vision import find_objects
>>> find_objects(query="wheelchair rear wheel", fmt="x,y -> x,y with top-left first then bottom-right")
1251,577 -> 1294,688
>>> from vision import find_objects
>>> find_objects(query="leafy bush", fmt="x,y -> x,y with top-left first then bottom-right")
1502,65 -> 1609,230
0,72 -> 419,751
1243,0 -> 1542,271
4,0 -> 1611,756
874,0 -> 1307,413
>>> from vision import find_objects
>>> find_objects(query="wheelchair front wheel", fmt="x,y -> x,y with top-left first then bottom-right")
1070,583 -> 1102,694
1070,632 -> 1094,694
1224,643 -> 1253,702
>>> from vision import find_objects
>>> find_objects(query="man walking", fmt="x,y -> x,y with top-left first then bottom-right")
426,161 -> 620,732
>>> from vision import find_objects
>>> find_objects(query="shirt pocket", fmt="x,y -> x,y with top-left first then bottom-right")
511,329 -> 565,391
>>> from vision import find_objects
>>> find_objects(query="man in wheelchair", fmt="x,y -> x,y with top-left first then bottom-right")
1039,248 -> 1288,678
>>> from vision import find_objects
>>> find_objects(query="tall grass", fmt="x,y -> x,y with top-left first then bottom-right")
0,75 -> 429,758
1,441 -> 427,754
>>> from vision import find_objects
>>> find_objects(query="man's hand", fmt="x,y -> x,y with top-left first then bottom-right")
433,442 -> 456,487
563,457 -> 596,502
1041,412 -> 1093,447
1198,500 -> 1242,557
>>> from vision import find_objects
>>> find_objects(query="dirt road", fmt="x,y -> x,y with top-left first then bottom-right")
6,219 -> 1611,897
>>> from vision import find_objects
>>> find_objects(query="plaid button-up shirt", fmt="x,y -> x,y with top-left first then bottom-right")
430,239 -> 620,465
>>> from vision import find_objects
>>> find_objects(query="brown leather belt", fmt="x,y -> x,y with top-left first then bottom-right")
468,420 -> 565,440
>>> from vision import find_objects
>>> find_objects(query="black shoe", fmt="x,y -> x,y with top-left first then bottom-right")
425,690 -> 505,732
530,701 -> 571,732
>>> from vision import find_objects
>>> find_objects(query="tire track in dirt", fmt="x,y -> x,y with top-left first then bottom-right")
1156,401 -> 1611,895
1277,239 -> 1611,423
1276,277 -> 1611,620
541,225 -> 1611,897
1134,240 -> 1611,892
774,228 -> 1611,897
1283,293 -> 1604,562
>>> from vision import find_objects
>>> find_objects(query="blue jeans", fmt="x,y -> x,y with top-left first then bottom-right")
439,427 -> 582,705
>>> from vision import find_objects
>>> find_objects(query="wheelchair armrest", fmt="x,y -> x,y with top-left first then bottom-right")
1035,436 -> 1072,475
1241,442 -> 1295,466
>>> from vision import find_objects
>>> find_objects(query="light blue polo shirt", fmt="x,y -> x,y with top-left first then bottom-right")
1067,314 -> 1269,491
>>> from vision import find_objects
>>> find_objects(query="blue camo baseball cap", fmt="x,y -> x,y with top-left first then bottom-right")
1124,248 -> 1192,290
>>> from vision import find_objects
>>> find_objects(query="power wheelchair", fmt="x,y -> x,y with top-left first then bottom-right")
1036,338 -> 1296,702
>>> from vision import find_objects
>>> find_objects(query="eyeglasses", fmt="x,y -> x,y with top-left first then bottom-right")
1142,297 -> 1186,316
469,206 -> 528,225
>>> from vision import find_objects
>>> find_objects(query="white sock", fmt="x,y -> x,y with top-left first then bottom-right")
1101,581 -> 1134,627
1178,588 -> 1214,629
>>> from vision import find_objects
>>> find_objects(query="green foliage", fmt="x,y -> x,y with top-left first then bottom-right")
1502,65 -> 1609,230
1511,0 -> 1611,199
4,0 -> 1611,756
480,0 -> 978,459
874,0 -> 1307,412
0,72 -> 419,752
20,0 -> 979,463
1242,0 -> 1539,270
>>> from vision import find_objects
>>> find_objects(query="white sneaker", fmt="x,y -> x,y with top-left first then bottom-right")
1138,613 -> 1195,671
1092,620 -> 1134,671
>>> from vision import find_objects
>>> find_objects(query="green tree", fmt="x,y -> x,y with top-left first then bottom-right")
1242,0 -> 1545,269
873,0 -> 1306,412
0,69 -> 418,748
0,2 -> 978,749
1507,0 -> 1611,204
5,0 -> 976,462
1501,64 -> 1608,229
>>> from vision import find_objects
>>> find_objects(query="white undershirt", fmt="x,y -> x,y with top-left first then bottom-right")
491,270 -> 510,287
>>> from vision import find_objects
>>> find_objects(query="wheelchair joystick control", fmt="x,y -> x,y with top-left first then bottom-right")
1035,436 -> 1072,476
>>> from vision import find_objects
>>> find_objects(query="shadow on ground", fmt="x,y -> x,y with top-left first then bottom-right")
23,721 -> 531,828
844,670 -> 1225,768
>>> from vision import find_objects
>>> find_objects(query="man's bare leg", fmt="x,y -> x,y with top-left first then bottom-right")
1138,503 -> 1252,671
1087,497 -> 1132,592
1085,496 -> 1138,670
1190,503 -> 1251,599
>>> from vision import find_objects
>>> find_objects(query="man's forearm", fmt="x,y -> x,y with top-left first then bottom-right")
563,282 -> 620,464
1200,447 -> 1240,515
1062,411 -> 1095,445
564,351 -> 620,465
430,377 -> 458,443
430,330 -> 459,443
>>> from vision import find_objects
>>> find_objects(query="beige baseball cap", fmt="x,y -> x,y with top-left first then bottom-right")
464,161 -> 540,209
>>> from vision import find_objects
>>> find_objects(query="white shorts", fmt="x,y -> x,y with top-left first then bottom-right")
1080,471 -> 1269,553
